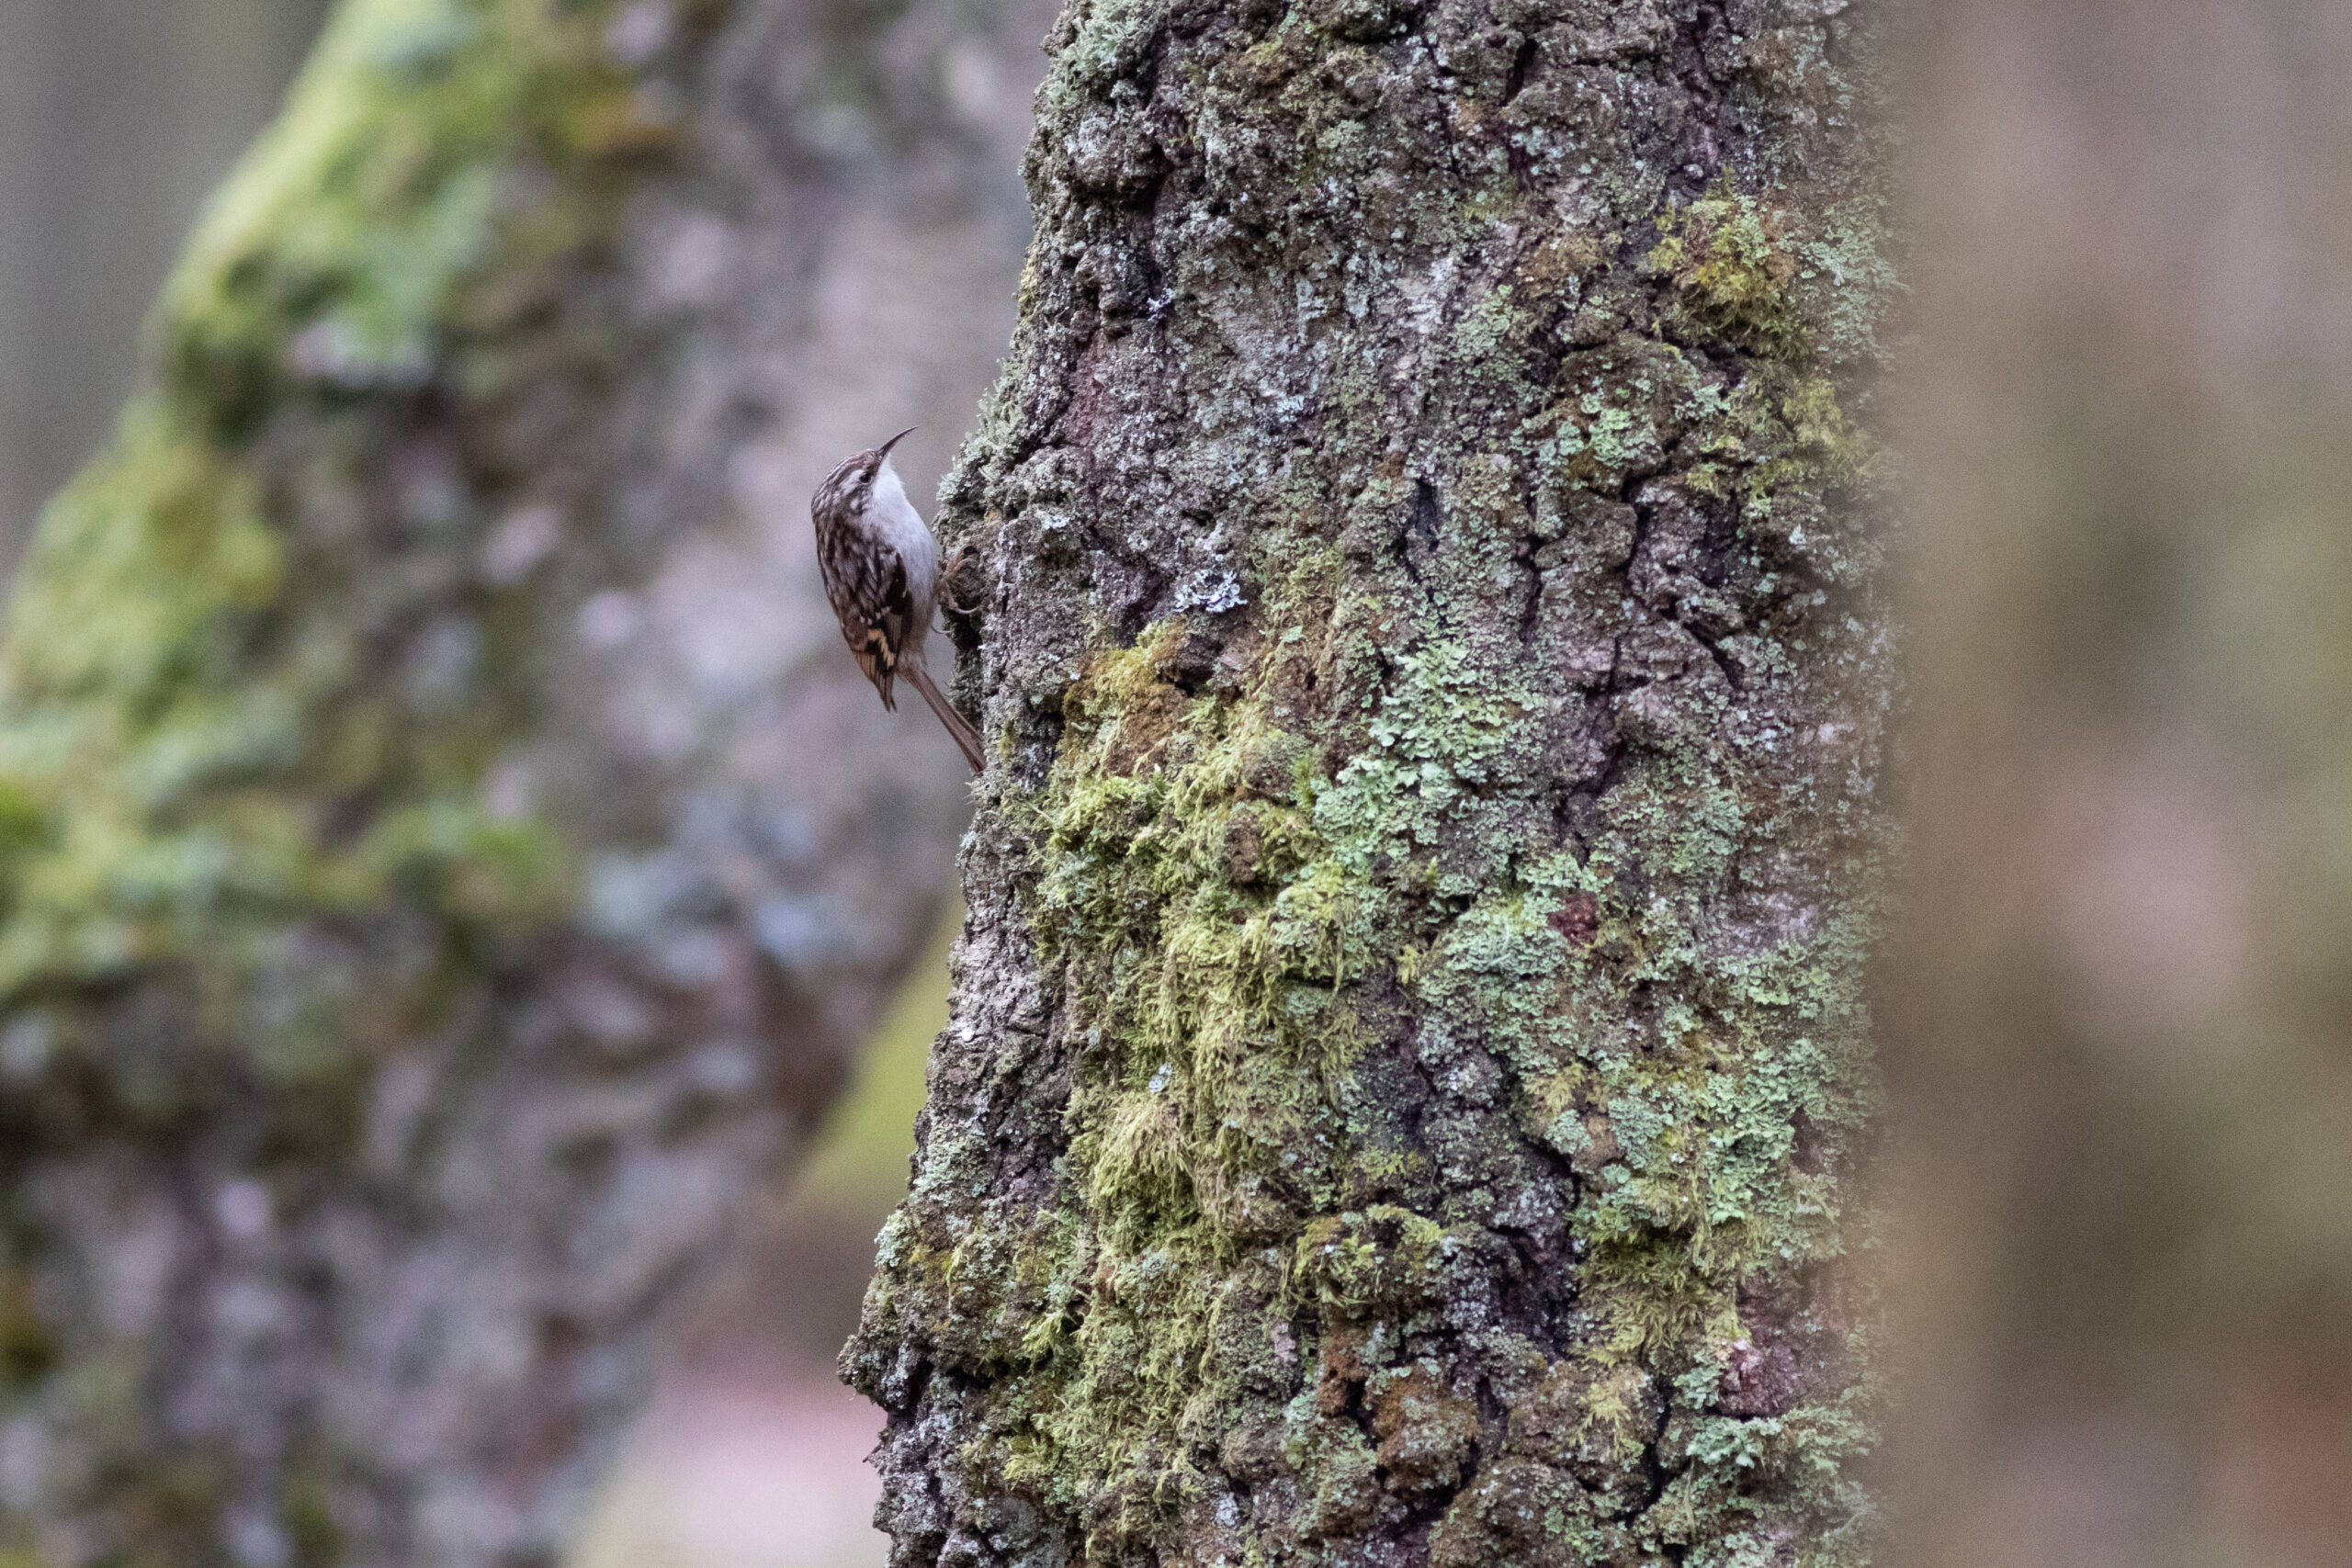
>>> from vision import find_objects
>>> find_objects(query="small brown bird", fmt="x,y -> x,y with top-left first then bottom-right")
810,429 -> 985,773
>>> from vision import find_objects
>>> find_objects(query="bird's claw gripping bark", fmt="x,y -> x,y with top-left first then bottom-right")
938,542 -> 981,617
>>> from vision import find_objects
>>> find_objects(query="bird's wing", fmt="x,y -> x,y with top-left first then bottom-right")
824,526 -> 917,708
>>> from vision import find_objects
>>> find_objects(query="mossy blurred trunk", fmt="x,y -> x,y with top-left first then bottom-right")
0,0 -> 1046,1563
848,1 -> 1897,1562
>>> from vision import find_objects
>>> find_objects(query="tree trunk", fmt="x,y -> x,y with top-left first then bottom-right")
848,1 -> 1896,1563
0,0 -> 1044,1563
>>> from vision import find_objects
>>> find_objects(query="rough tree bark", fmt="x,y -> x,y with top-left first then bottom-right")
0,0 -> 1043,1563
848,0 -> 1896,1563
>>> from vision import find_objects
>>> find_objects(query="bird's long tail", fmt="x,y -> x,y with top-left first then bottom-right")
903,660 -> 985,774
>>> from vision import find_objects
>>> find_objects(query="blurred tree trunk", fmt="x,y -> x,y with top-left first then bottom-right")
849,1 -> 1896,1563
0,0 -> 1046,1563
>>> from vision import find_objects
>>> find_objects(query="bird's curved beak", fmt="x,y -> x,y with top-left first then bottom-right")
876,426 -> 918,463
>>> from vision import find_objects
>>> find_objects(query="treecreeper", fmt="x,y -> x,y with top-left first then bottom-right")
813,427 -> 988,773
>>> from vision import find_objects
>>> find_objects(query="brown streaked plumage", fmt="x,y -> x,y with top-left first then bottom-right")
810,429 -> 984,773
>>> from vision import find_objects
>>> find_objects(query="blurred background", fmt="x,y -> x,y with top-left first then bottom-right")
1887,3 -> 2352,1564
0,3 -> 1001,1566
0,0 -> 327,561
571,926 -> 948,1568
7,2 -> 2352,1566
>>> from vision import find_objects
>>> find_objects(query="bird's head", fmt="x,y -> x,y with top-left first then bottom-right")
813,427 -> 917,524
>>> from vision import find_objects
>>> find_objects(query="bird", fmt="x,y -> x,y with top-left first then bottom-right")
810,428 -> 985,773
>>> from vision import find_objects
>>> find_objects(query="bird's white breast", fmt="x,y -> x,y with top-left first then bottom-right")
868,459 -> 938,625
